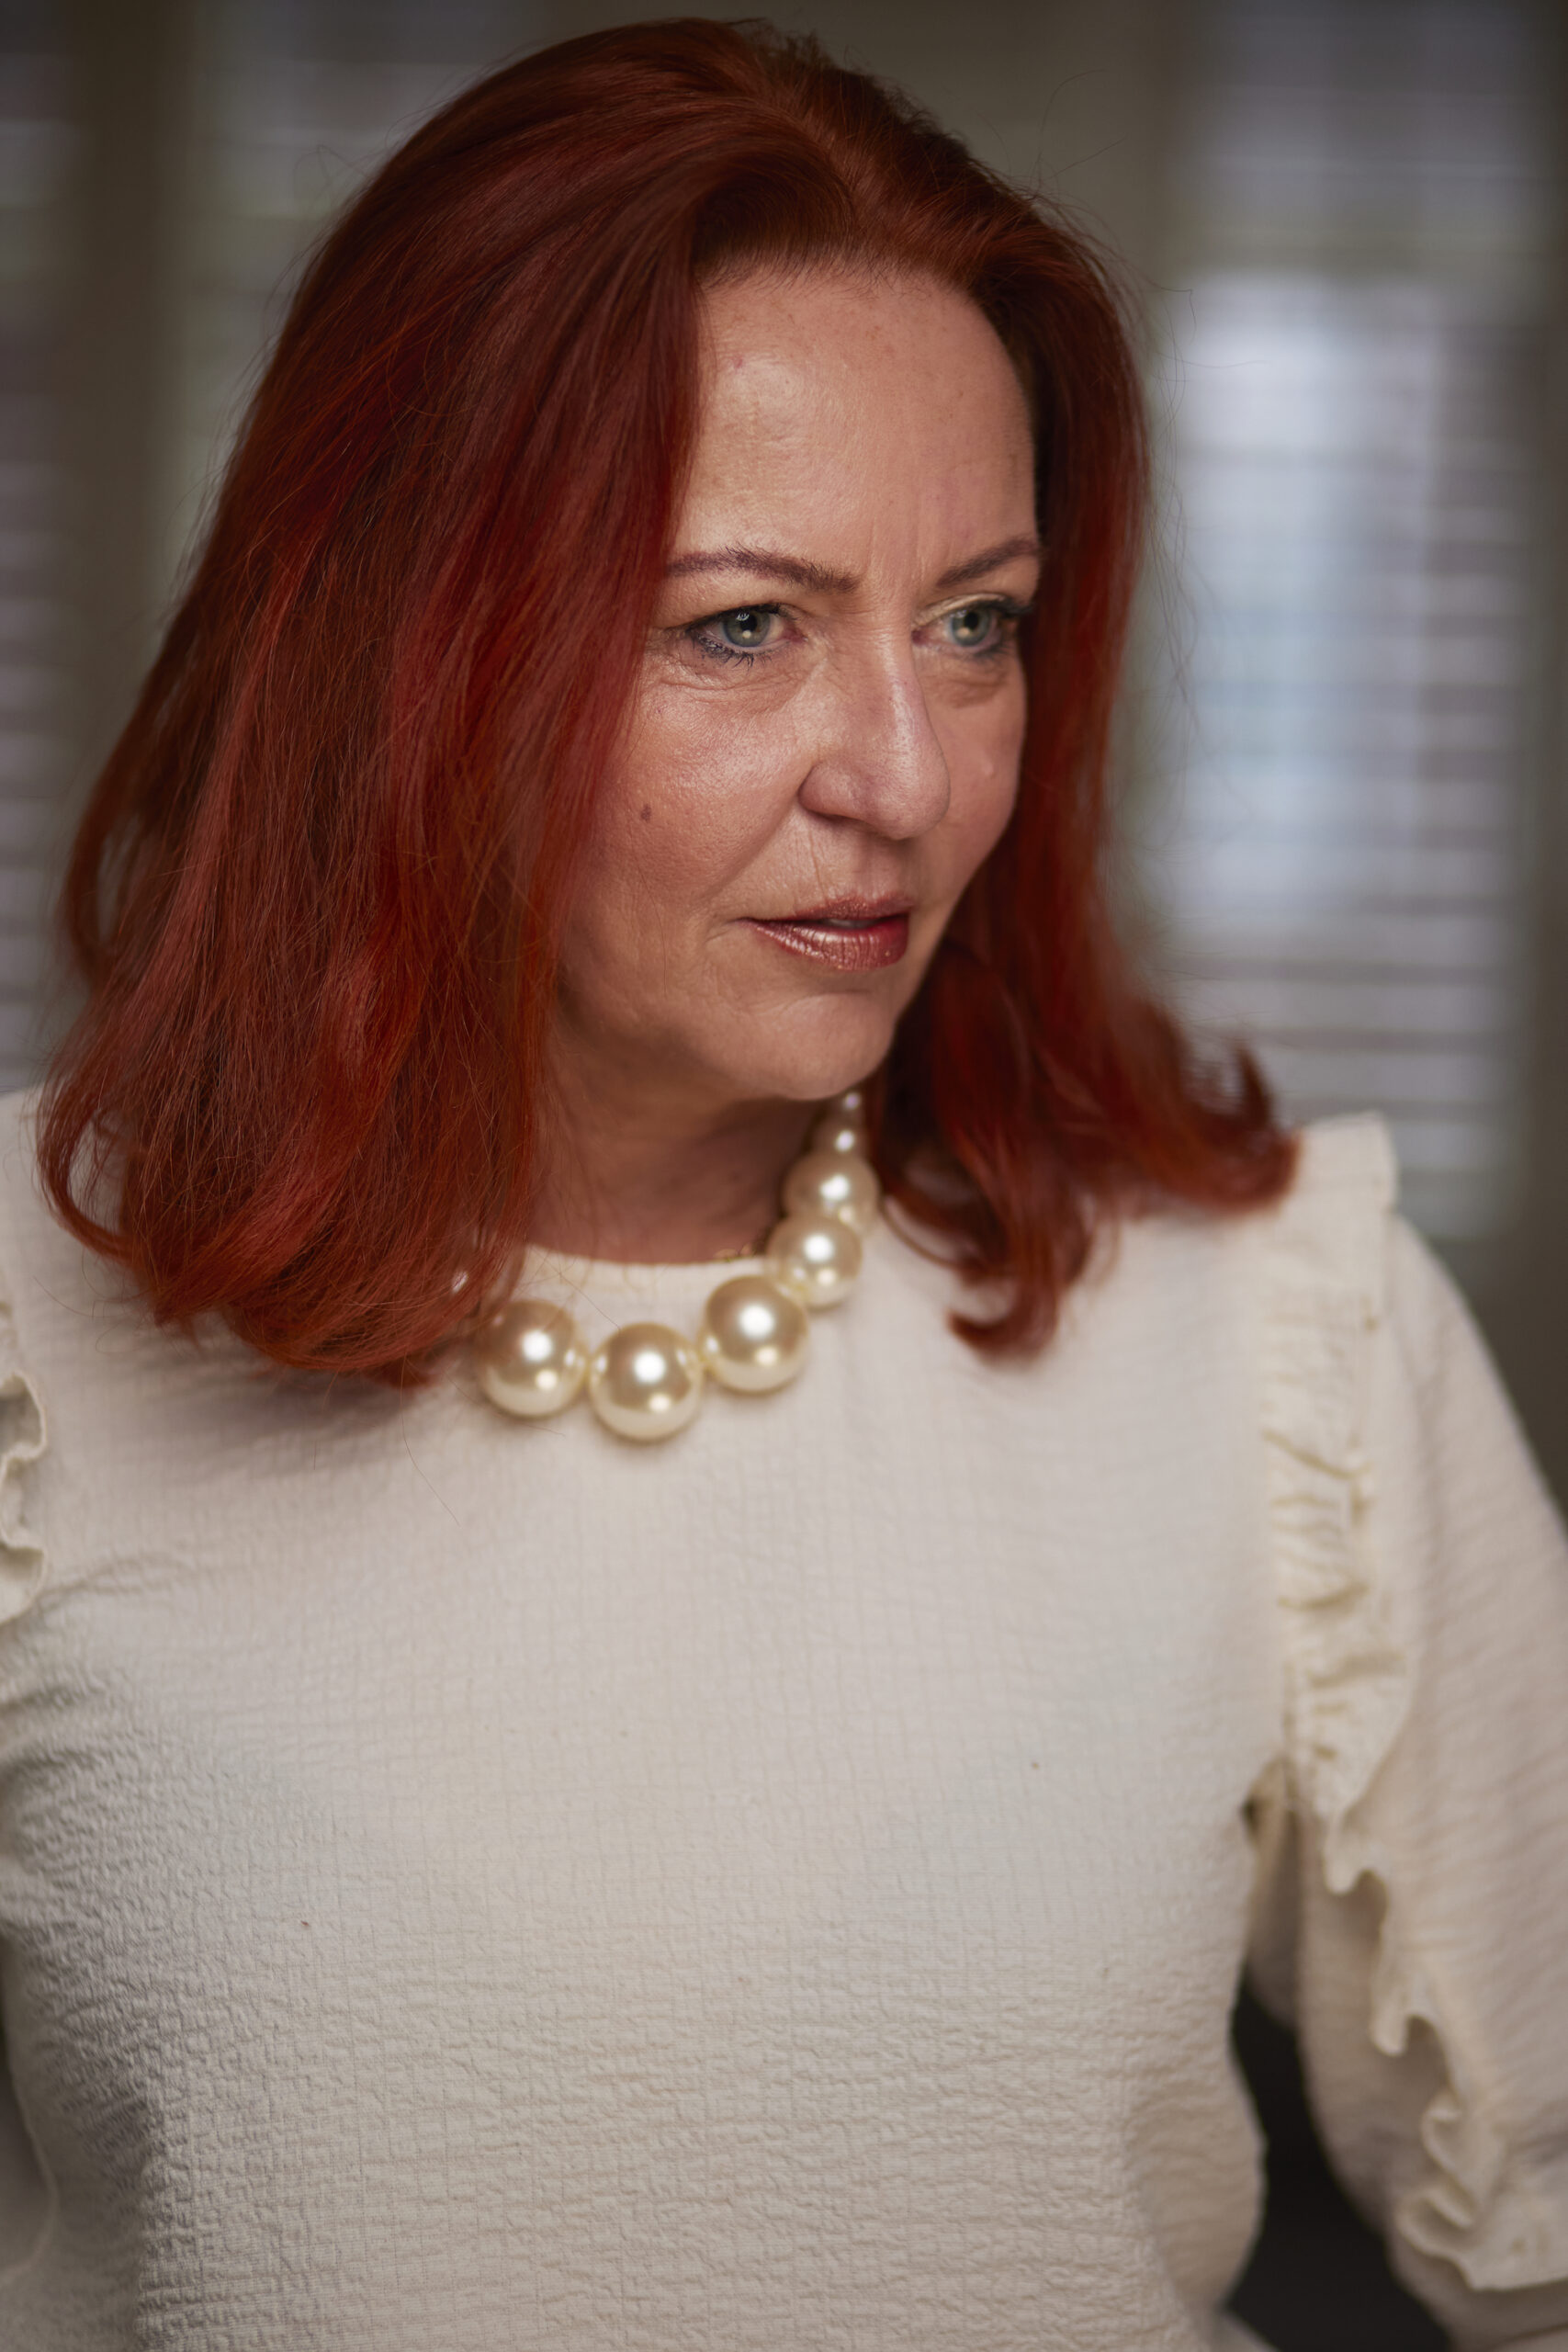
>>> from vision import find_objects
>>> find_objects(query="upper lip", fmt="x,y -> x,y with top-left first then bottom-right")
759,894 -> 915,925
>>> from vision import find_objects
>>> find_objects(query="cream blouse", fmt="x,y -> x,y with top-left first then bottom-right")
0,1092 -> 1563,2351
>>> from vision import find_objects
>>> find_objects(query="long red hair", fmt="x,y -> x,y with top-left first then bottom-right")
39,17 -> 1293,1380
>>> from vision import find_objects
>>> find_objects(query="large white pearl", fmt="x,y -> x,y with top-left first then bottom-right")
588,1321 -> 703,1442
808,1103 -> 869,1157
474,1298 -> 587,1418
697,1275 -> 809,1393
783,1148 -> 880,1236
764,1211 -> 863,1308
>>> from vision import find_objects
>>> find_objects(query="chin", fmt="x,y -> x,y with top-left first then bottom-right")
710,992 -> 902,1107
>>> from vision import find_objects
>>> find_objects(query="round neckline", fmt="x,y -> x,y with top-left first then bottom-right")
520,1245 -> 770,1293
521,1222 -> 894,1296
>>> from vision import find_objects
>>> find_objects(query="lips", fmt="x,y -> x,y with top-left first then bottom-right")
747,896 -> 913,973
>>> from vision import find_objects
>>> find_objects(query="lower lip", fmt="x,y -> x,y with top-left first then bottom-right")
748,914 -> 911,972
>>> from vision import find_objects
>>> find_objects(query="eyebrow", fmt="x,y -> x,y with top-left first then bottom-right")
664,546 -> 855,594
663,537 -> 1041,597
933,537 -> 1042,592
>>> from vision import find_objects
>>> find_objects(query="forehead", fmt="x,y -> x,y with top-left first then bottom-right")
683,266 -> 1035,563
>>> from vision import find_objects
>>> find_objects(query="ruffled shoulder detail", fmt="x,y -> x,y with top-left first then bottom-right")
1263,1114 -> 1404,1860
1264,1116 -> 1559,2294
0,1263 -> 45,1628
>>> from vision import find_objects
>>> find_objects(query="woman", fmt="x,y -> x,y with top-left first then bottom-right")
0,19 -> 1562,2348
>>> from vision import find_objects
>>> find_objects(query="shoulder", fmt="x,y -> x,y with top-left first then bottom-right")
0,1081 -> 60,1332
0,1087 -> 243,1633
0,1090 -> 51,1627
1258,1111 -> 1396,1309
1042,1112 -> 1398,1381
1250,1112 -> 1542,1516
0,1084 -> 85,1294
0,1085 -> 141,1354
1250,1114 -> 1399,1476
0,1084 -> 42,1247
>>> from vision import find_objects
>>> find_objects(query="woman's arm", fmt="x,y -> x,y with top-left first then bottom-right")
1253,1197 -> 1568,2349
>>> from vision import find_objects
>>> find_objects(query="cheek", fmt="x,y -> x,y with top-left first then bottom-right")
595,687 -> 798,902
942,679 -> 1027,873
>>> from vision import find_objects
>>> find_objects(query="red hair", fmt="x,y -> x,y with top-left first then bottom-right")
39,17 -> 1293,1379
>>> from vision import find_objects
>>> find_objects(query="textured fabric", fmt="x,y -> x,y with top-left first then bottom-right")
0,1091 -> 1562,2350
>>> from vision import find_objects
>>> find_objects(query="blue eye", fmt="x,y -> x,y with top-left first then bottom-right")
946,603 -> 998,649
717,607 -> 773,648
935,596 -> 1032,659
686,605 -> 783,662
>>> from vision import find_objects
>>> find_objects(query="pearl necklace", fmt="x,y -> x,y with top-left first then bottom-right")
472,1091 -> 877,1443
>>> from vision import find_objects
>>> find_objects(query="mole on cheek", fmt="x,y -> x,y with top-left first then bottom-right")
640,805 -> 652,821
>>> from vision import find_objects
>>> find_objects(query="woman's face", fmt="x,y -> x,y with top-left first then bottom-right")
555,265 -> 1038,1114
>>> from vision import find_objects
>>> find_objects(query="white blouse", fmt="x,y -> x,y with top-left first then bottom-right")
0,1091 -> 1562,2351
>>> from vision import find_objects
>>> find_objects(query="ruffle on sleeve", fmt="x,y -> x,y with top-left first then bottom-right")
1262,1116 -> 1563,2295
0,1275 -> 45,1627
1263,1116 -> 1405,1887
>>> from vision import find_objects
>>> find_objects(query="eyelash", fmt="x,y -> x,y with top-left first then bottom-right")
686,605 -> 786,664
944,595 -> 1032,657
683,595 -> 1033,667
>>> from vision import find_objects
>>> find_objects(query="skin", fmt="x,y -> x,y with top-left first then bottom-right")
534,263 -> 1039,1262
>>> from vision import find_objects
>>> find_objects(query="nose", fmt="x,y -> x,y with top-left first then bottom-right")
795,639 -> 951,841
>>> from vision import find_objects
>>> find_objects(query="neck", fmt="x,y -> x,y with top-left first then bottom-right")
530,1046 -> 815,1266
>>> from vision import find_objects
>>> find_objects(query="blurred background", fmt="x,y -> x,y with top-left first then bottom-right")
3,2 -> 1563,2343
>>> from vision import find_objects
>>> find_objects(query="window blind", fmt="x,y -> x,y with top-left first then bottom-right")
164,0 -> 530,577
0,7 -> 69,1093
1153,0 -> 1552,1238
